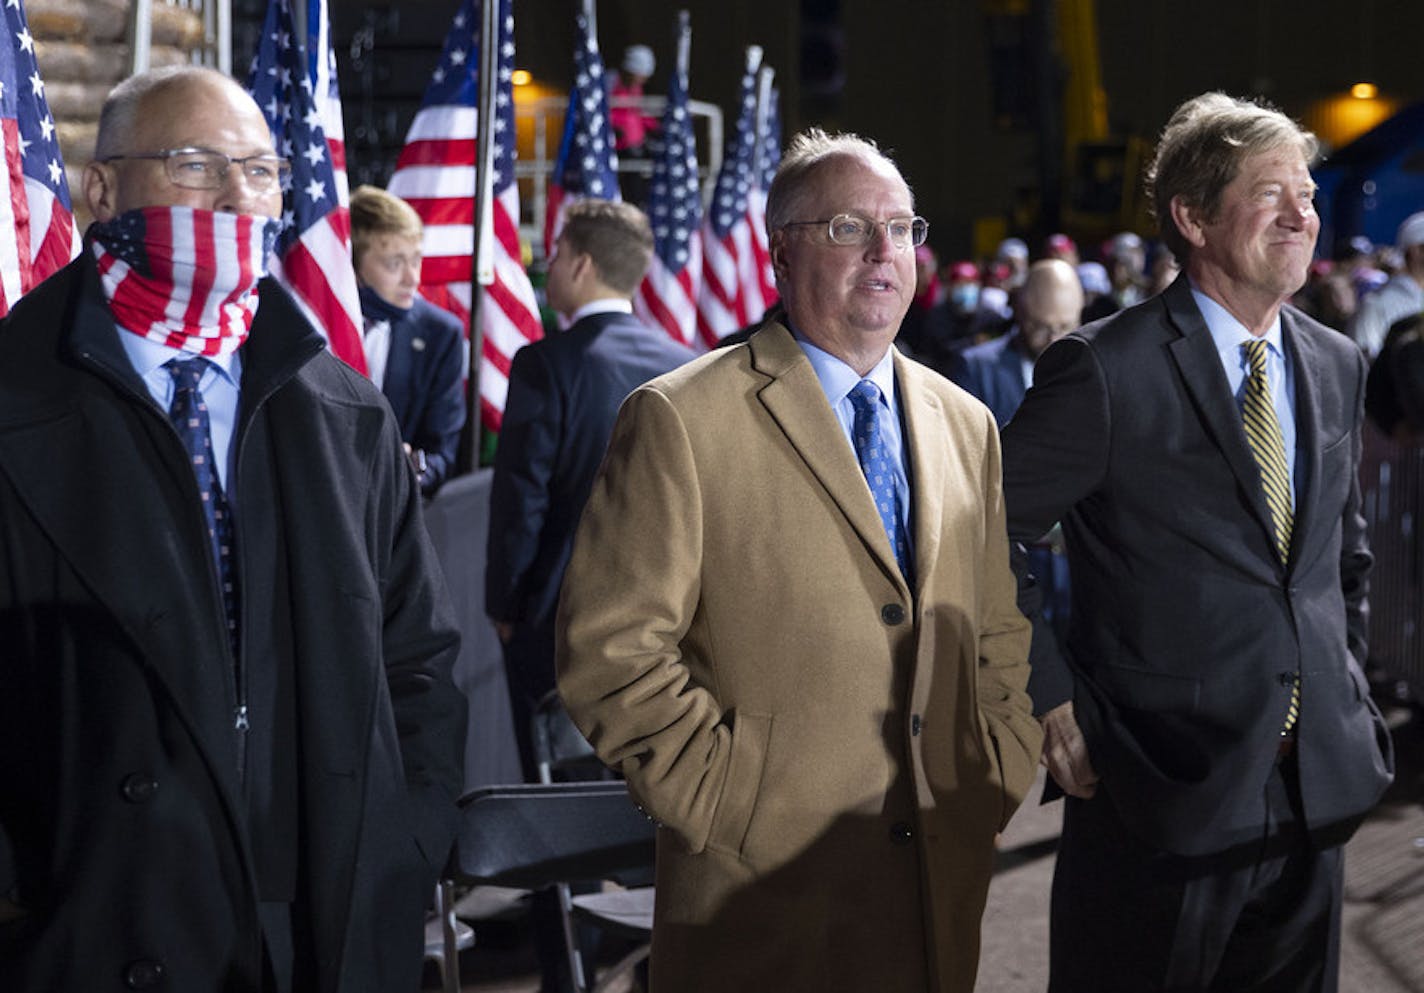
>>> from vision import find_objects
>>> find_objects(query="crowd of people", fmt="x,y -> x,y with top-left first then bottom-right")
0,55 -> 1414,993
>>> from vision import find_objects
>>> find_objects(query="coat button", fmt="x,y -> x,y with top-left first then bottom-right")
120,773 -> 159,804
881,603 -> 906,625
889,821 -> 913,845
124,959 -> 165,988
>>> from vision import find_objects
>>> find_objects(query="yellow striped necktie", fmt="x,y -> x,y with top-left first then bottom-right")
1241,338 -> 1293,562
1241,337 -> 1299,733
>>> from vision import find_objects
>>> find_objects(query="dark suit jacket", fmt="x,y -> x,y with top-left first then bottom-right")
378,297 -> 466,495
951,330 -> 1030,427
486,309 -> 695,703
0,257 -> 466,991
1001,275 -> 1393,858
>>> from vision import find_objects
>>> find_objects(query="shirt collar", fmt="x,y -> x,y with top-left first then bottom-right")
568,297 -> 633,324
117,325 -> 241,387
790,325 -> 898,411
1189,281 -> 1284,360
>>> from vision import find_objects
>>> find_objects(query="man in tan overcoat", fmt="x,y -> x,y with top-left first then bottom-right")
556,129 -> 1041,993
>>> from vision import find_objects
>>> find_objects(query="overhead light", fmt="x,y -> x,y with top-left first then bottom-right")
1351,82 -> 1378,100
511,69 -> 532,86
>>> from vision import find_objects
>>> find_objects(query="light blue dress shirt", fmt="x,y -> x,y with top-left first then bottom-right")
1191,286 -> 1298,503
118,331 -> 242,494
793,333 -> 914,558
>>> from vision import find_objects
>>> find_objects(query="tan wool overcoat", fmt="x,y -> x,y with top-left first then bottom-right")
557,322 -> 1041,993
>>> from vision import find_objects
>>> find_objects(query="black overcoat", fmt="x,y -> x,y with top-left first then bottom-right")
0,256 -> 466,991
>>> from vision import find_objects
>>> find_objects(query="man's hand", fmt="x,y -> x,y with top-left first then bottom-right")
493,620 -> 514,644
1039,701 -> 1099,798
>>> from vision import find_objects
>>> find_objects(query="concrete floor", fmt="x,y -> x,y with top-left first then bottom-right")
436,703 -> 1424,993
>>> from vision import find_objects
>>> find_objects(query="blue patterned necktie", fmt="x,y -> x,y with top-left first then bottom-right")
848,380 -> 912,581
166,358 -> 240,658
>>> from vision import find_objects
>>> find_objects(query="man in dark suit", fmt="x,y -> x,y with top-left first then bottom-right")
487,199 -> 693,777
1002,92 -> 1395,992
952,257 -> 1082,428
0,67 -> 465,992
350,184 -> 466,496
486,197 -> 692,993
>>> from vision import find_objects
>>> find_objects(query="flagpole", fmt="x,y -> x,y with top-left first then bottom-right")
752,64 -> 774,192
461,0 -> 500,472
676,10 -> 691,77
583,0 -> 596,40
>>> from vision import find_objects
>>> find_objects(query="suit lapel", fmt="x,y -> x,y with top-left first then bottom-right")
750,324 -> 907,589
382,320 -> 414,424
1162,278 -> 1282,556
896,353 -> 944,594
1282,312 -> 1323,567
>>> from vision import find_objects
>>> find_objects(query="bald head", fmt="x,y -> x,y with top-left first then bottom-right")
84,65 -> 281,222
1016,259 -> 1084,359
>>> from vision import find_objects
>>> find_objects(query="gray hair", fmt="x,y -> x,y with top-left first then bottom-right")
93,65 -> 247,161
765,128 -> 912,234
1147,92 -> 1319,264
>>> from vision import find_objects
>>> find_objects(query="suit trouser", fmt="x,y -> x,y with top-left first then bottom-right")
1047,754 -> 1343,993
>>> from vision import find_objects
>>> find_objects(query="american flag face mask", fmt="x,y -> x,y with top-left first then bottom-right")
89,205 -> 281,357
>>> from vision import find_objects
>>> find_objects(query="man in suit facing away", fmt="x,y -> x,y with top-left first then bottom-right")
1002,92 -> 1395,992
487,199 -> 694,779
487,199 -> 692,993
556,129 -> 1040,993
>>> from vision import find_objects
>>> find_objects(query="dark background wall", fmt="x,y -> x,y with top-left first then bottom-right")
232,0 -> 1424,262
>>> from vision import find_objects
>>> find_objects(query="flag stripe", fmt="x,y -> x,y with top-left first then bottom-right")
386,0 -> 543,436
248,0 -> 366,374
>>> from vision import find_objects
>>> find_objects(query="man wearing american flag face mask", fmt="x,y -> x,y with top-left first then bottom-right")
0,66 -> 466,993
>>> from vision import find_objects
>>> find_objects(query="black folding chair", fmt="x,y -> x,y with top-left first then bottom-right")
438,781 -> 657,992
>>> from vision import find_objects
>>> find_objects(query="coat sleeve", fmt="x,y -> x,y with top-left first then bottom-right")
1000,335 -> 1112,714
1341,345 -> 1373,669
972,408 -> 1044,824
485,344 -> 560,623
378,419 -> 468,876
410,308 -> 466,495
555,385 -> 735,855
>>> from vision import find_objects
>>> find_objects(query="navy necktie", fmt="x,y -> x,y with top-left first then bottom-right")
166,358 -> 240,658
848,380 -> 912,581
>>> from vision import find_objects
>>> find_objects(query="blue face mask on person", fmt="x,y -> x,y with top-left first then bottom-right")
950,283 -> 979,314
358,283 -> 414,324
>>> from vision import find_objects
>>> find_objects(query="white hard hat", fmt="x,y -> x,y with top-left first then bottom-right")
622,45 -> 655,77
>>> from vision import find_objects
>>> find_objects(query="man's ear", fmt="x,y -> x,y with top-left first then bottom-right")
1169,195 -> 1208,251
82,162 -> 119,223
769,228 -> 790,281
569,251 -> 596,286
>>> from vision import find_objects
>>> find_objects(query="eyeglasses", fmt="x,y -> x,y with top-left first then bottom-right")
102,147 -> 292,193
782,213 -> 929,251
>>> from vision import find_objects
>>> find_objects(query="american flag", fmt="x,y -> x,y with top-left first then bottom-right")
387,0 -> 541,434
696,47 -> 777,347
248,0 -> 367,373
542,11 -> 620,259
0,0 -> 77,317
633,14 -> 701,348
306,0 -> 349,206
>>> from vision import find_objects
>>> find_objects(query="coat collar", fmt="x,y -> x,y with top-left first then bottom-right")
0,255 -> 324,802
748,322 -> 930,594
